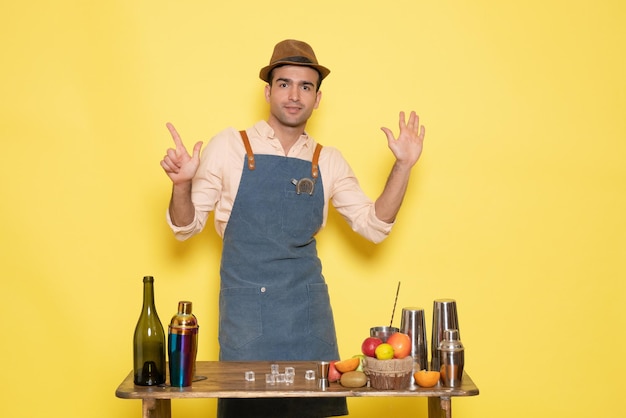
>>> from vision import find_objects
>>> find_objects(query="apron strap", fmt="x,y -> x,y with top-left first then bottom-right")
239,130 -> 256,170
311,143 -> 322,179
239,130 -> 323,178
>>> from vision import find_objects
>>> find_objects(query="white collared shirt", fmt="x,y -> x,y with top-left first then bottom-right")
167,120 -> 392,243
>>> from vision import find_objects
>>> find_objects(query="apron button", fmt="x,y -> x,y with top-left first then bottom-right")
260,287 -> 266,293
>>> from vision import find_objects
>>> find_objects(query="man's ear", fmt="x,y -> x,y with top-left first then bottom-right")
264,84 -> 271,103
314,89 -> 322,109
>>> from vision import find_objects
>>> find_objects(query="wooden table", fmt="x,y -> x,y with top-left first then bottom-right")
116,361 -> 479,418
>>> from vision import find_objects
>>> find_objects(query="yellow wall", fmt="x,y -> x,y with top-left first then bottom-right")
1,1 -> 624,417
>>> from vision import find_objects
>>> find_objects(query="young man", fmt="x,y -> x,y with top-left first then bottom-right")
160,39 -> 425,417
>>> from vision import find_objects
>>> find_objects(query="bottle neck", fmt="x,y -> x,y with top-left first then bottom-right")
142,279 -> 156,313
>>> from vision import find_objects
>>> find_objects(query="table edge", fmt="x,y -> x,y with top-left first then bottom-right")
116,361 -> 479,400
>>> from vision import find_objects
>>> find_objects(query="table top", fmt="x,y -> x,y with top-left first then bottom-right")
116,361 -> 479,400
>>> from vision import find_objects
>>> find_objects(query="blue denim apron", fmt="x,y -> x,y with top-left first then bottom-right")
217,132 -> 348,417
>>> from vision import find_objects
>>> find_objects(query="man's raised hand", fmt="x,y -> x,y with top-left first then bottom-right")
160,122 -> 203,185
380,111 -> 425,169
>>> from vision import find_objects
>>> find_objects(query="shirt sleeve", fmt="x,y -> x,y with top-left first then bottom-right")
166,128 -> 236,241
321,147 -> 394,244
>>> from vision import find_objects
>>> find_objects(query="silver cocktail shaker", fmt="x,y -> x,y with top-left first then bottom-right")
430,298 -> 460,372
400,307 -> 428,372
438,329 -> 464,387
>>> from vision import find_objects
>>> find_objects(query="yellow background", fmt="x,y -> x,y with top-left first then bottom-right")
1,1 -> 624,417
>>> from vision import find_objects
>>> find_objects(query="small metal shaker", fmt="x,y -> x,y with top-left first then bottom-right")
168,301 -> 199,387
438,329 -> 464,387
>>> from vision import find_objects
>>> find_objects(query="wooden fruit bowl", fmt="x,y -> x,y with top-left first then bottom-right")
363,356 -> 413,390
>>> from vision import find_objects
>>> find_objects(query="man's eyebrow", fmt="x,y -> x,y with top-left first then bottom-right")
276,77 -> 315,86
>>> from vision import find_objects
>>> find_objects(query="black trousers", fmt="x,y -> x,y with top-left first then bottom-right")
217,397 -> 348,418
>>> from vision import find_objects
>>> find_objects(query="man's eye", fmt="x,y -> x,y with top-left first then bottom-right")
280,83 -> 288,88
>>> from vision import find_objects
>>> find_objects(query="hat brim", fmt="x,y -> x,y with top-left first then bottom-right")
259,61 -> 330,83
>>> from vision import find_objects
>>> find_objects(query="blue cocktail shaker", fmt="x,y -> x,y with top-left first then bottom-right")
168,301 -> 198,387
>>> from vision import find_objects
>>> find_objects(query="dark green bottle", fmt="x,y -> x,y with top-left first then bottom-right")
133,276 -> 166,386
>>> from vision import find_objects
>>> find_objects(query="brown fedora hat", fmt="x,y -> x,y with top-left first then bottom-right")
259,39 -> 330,83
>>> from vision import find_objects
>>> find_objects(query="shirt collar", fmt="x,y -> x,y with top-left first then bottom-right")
253,120 -> 314,150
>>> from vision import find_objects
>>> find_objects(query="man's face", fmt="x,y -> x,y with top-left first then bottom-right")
265,65 -> 322,131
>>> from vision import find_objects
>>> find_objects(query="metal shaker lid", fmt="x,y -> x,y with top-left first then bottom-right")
178,301 -> 193,315
169,301 -> 198,330
438,329 -> 463,351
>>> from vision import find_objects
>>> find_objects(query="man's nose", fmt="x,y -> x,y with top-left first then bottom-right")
288,86 -> 300,101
